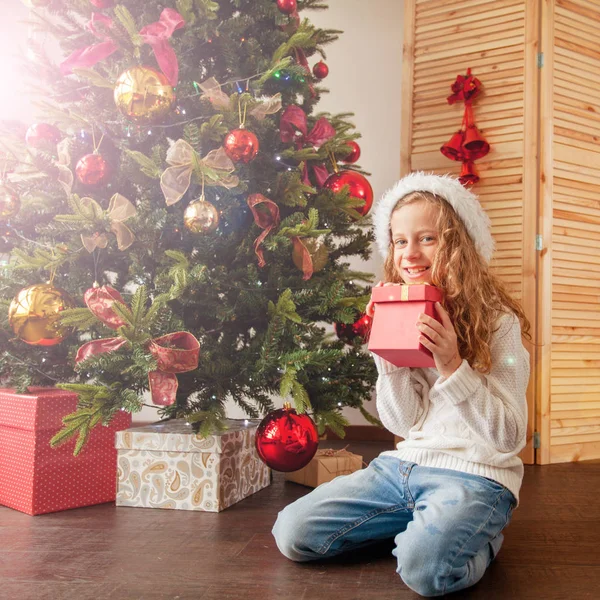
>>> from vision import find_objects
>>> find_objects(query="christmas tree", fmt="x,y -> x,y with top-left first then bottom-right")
0,0 -> 378,454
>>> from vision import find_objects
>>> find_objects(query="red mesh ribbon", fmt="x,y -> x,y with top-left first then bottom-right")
280,105 -> 335,187
60,13 -> 118,75
139,8 -> 185,86
294,47 -> 316,98
292,237 -> 314,281
447,68 -> 482,105
75,285 -> 200,406
247,193 -> 280,268
60,9 -> 184,85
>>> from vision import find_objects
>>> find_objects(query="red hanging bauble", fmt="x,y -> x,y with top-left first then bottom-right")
25,123 -> 62,152
335,313 -> 372,345
440,130 -> 465,162
458,161 -> 479,186
343,141 -> 361,164
223,129 -> 260,164
276,0 -> 297,15
75,154 -> 111,187
90,0 -> 114,7
312,61 -> 329,80
462,125 -> 490,160
323,170 -> 373,218
255,405 -> 319,472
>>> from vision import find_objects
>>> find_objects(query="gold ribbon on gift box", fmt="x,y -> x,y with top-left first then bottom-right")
400,282 -> 431,301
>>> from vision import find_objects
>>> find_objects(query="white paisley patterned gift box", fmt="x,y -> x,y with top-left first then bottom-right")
115,419 -> 270,512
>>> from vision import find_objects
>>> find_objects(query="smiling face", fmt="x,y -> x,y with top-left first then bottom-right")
390,199 -> 440,284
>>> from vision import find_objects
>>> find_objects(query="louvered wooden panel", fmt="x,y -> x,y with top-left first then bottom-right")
402,0 -> 538,463
540,0 -> 600,463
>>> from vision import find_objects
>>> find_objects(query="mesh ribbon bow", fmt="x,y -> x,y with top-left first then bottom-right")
160,140 -> 239,206
75,285 -> 200,406
80,194 -> 136,252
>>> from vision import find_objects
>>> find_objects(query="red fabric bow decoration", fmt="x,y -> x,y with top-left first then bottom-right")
247,194 -> 280,268
246,194 -> 314,279
138,8 -> 185,86
60,13 -> 117,76
280,105 -> 335,187
60,9 -> 184,86
447,68 -> 482,105
75,285 -> 200,406
294,48 -> 317,98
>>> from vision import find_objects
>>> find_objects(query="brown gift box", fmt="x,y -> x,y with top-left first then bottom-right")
284,448 -> 363,488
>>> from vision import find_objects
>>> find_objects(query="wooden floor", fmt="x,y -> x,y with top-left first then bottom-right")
1,440 -> 599,600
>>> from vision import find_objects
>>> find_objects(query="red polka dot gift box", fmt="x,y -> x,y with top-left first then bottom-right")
0,387 -> 131,516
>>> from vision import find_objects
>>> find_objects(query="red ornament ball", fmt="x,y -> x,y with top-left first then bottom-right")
323,171 -> 374,218
223,129 -> 260,164
25,123 -> 62,152
312,61 -> 329,80
335,313 -> 372,345
276,0 -> 297,15
76,154 -> 111,187
255,406 -> 319,472
343,141 -> 361,164
90,0 -> 114,7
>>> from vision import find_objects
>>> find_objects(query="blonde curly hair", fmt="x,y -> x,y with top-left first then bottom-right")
383,191 -> 531,373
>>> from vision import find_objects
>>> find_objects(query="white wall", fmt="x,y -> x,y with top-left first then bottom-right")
1,0 -> 404,425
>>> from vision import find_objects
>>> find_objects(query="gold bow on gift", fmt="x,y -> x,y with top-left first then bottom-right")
198,77 -> 282,120
80,194 -> 136,253
160,139 -> 239,206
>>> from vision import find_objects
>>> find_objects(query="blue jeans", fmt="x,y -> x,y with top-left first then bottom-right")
272,455 -> 516,597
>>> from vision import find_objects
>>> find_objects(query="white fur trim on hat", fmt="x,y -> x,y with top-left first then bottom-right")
373,172 -> 494,263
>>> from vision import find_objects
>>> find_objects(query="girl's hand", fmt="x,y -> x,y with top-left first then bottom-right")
366,281 -> 384,317
417,302 -> 462,378
366,281 -> 398,317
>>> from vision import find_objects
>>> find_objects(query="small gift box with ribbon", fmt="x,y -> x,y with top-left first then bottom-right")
368,283 -> 444,368
284,448 -> 363,488
115,419 -> 270,512
0,387 -> 131,515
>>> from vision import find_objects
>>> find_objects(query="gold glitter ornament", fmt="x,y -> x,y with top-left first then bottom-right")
183,199 -> 220,233
292,237 -> 329,273
114,66 -> 175,123
8,283 -> 76,346
0,185 -> 21,221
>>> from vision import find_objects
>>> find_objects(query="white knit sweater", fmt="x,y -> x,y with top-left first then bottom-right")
374,312 -> 530,503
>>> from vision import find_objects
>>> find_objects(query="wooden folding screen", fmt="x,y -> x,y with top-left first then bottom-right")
400,0 -> 592,465
538,0 -> 600,463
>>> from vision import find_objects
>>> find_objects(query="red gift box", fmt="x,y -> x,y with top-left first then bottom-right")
367,284 -> 444,368
0,387 -> 131,515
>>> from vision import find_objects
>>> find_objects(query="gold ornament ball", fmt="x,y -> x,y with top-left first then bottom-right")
292,237 -> 329,273
183,199 -> 220,233
0,185 -> 20,221
114,66 -> 175,123
8,283 -> 76,346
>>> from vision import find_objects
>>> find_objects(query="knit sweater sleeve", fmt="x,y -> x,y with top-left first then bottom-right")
432,312 -> 530,453
372,354 -> 429,439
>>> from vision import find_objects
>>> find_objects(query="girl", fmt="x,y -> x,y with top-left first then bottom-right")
271,172 -> 531,597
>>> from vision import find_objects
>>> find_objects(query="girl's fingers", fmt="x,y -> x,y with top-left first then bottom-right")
435,302 -> 454,330
417,322 -> 440,343
418,313 -> 445,335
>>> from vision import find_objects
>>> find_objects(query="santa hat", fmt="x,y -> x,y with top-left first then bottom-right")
373,172 -> 494,263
